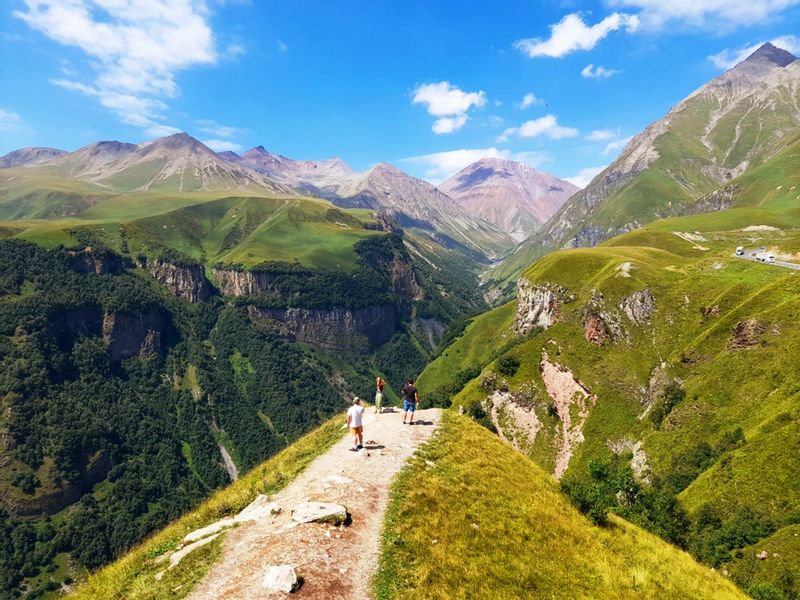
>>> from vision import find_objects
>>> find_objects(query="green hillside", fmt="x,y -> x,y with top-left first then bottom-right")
419,214 -> 800,597
486,56 -> 800,293
375,413 -> 745,599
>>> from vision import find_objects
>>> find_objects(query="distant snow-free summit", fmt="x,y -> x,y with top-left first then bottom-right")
439,158 -> 578,242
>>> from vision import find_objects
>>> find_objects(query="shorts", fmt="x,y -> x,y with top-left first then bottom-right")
403,399 -> 416,413
350,425 -> 363,434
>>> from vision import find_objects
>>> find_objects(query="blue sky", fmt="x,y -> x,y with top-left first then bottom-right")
1,1 -> 799,186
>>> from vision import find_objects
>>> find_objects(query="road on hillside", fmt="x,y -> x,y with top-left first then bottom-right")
733,250 -> 800,271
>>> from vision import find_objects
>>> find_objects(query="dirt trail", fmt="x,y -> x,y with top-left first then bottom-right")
187,408 -> 441,600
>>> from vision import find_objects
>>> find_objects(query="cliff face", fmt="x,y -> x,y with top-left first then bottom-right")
513,279 -> 574,335
69,247 -> 131,275
248,304 -> 396,355
212,269 -> 282,296
146,259 -> 214,303
57,306 -> 168,361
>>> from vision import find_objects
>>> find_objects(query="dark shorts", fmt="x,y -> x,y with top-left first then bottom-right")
403,399 -> 416,412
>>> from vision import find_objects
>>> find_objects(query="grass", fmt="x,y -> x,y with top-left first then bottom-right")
728,524 -> 800,597
419,219 -> 800,537
416,301 -> 515,396
374,412 -> 746,600
70,414 -> 347,600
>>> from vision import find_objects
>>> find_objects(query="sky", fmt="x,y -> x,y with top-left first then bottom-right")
1,1 -> 800,187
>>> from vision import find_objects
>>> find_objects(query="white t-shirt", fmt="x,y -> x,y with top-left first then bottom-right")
347,404 -> 364,428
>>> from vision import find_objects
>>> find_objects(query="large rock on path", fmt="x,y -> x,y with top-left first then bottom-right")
291,501 -> 347,525
263,564 -> 300,592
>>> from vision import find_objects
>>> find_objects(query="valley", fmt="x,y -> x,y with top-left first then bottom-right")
0,38 -> 798,600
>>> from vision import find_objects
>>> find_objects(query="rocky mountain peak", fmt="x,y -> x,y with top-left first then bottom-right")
743,42 -> 797,68
144,132 -> 209,154
0,147 -> 67,168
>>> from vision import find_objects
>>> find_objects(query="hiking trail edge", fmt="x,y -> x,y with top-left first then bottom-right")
187,408 -> 441,600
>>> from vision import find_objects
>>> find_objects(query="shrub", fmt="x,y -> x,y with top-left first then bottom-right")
497,355 -> 520,377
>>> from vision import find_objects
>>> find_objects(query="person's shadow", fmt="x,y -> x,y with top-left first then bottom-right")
363,444 -> 385,450
410,420 -> 435,426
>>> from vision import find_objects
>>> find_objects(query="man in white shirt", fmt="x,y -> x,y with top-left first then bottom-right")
347,397 -> 365,451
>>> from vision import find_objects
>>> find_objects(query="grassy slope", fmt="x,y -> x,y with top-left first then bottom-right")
421,221 -> 800,524
728,524 -> 800,594
486,113 -> 800,293
71,415 -> 346,600
375,413 -> 745,600
0,192 -> 379,271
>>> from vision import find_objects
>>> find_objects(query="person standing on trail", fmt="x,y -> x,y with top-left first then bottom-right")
375,377 -> 385,414
347,397 -> 365,451
401,379 -> 419,425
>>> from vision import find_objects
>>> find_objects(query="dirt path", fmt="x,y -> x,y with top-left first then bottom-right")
187,408 -> 441,600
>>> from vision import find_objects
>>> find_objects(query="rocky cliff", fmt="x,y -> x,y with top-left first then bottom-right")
146,259 -> 214,303
212,268 -> 282,297
513,279 -> 574,335
247,304 -> 396,355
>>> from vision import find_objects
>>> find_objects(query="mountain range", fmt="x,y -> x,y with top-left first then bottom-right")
487,42 -> 800,288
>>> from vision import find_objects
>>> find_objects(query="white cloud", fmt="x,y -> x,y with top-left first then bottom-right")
518,92 -> 543,109
432,114 -> 468,134
402,147 -> 549,183
515,12 -> 639,58
412,81 -> 487,134
581,64 -> 621,79
709,35 -> 800,69
202,139 -> 243,153
611,0 -> 800,29
586,129 -> 617,142
195,119 -> 243,138
604,136 -> 633,155
277,40 -> 288,53
566,166 -> 606,188
499,115 -> 579,142
145,124 -> 182,138
0,109 -> 24,131
15,0 -> 219,134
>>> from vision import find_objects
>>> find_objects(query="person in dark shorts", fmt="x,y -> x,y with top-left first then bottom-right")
401,378 -> 419,425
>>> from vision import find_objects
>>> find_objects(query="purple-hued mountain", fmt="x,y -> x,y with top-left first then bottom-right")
0,147 -> 67,168
439,158 -> 578,242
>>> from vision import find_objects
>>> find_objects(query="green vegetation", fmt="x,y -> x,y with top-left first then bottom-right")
0,241 -> 367,597
374,413 -> 745,599
419,211 -> 800,596
70,415 -> 345,600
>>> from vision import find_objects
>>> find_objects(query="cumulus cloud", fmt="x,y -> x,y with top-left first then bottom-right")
15,0 -> 219,134
709,35 -> 800,69
202,139 -> 243,153
586,129 -> 617,142
566,166 -> 606,188
195,119 -> 243,138
610,0 -> 800,29
412,81 -> 487,134
604,136 -> 633,155
581,64 -> 621,79
402,147 -> 549,183
498,115 -> 578,142
515,12 -> 639,58
518,92 -> 543,109
0,109 -> 24,131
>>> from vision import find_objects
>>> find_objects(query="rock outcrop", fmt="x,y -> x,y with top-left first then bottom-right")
248,304 -> 395,355
146,259 -> 214,303
619,288 -> 655,324
212,268 -> 282,297
730,318 -> 767,349
581,290 -> 627,345
540,350 -> 597,479
487,390 -> 542,453
102,310 -> 166,360
69,247 -> 130,275
513,279 -> 573,335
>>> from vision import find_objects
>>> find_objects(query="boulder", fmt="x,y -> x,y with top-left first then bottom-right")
168,533 -> 221,569
291,501 -> 347,525
262,564 -> 299,593
235,495 -> 281,522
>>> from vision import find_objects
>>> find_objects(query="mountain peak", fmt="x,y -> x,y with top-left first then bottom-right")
151,132 -> 206,150
743,42 -> 797,68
